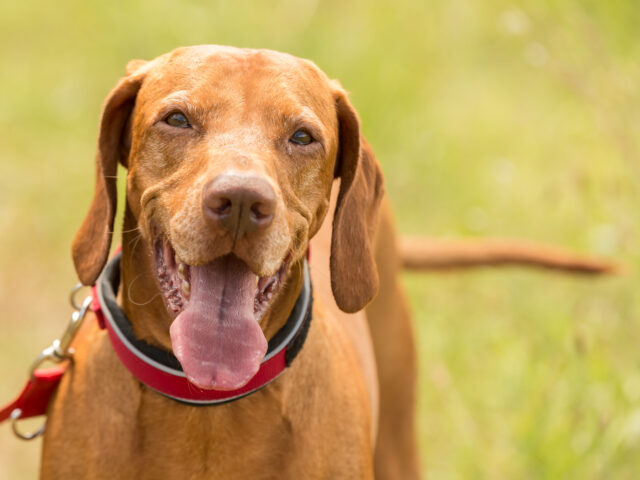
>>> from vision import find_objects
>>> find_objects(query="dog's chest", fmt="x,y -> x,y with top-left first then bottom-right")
41,315 -> 375,479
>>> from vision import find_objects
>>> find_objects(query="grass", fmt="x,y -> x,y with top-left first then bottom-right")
1,0 -> 639,478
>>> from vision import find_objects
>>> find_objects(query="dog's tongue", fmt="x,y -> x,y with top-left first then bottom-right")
170,256 -> 267,391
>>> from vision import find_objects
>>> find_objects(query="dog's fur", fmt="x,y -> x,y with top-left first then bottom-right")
41,45 -> 418,479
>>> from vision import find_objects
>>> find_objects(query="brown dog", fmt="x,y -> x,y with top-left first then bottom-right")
38,45 -> 615,480
41,45 -> 419,479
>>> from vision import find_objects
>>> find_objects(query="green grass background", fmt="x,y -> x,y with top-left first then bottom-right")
1,0 -> 639,478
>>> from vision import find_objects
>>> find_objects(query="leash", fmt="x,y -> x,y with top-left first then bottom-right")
0,285 -> 93,439
1,254 -> 313,440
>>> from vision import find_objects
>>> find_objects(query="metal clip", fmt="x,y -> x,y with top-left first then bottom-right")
13,284 -> 93,440
29,294 -> 92,377
10,408 -> 46,441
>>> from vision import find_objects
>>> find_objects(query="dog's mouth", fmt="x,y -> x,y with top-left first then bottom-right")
153,238 -> 289,391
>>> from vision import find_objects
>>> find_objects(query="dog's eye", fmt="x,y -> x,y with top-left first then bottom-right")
165,112 -> 191,128
290,130 -> 313,145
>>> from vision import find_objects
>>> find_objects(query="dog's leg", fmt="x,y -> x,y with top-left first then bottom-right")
367,199 -> 421,479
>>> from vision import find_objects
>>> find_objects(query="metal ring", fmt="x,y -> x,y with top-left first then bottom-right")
10,408 -> 46,441
29,345 -> 58,377
70,283 -> 89,310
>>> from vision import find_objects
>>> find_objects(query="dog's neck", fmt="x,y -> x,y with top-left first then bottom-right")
119,204 -> 304,352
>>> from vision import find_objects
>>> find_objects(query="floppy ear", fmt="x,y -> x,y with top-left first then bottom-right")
71,63 -> 147,285
330,87 -> 385,313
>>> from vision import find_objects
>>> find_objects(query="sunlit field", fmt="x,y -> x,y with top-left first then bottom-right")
1,0 -> 639,478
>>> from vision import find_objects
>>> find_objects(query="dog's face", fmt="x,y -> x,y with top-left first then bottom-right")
128,47 -> 337,309
72,45 -> 383,390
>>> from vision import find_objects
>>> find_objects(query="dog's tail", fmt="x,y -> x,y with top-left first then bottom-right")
399,237 -> 618,274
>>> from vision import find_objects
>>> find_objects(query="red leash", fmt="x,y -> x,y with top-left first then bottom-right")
0,367 -> 66,426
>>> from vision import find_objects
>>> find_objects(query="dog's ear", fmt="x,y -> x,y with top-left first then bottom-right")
330,86 -> 385,313
71,66 -> 147,285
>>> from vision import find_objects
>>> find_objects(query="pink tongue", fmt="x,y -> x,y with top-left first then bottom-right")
170,256 -> 267,390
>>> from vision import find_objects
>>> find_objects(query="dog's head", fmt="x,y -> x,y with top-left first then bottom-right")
72,46 -> 384,390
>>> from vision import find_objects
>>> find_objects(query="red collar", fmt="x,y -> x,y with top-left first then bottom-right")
93,253 -> 313,405
1,254 -> 313,431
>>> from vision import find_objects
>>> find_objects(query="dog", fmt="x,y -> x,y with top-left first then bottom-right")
40,44 -> 416,479
38,45 -> 614,479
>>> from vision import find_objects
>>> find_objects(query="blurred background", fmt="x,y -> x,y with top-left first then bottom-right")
1,0 -> 639,478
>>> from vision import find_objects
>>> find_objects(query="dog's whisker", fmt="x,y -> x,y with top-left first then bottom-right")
126,272 -> 161,307
120,226 -> 141,234
127,293 -> 162,308
128,232 -> 143,249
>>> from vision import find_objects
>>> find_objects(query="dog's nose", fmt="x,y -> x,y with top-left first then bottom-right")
202,174 -> 276,236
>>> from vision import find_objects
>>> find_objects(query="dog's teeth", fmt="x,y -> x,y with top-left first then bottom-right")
178,262 -> 186,280
182,280 -> 191,295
